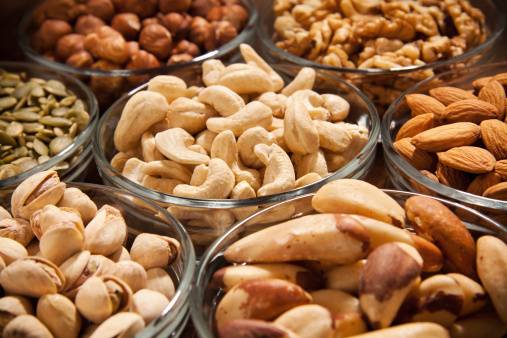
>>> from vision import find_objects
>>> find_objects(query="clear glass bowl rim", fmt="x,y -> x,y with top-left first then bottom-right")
382,61 -> 507,210
257,0 -> 506,76
17,0 -> 258,78
93,63 -> 380,209
0,61 -> 99,188
190,190 -> 506,338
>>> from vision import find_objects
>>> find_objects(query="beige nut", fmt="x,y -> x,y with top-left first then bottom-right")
311,289 -> 361,317
58,187 -> 98,224
292,150 -> 328,178
257,92 -> 287,118
447,273 -> 486,317
113,260 -> 147,292
284,90 -> 321,154
218,319 -> 299,338
198,85 -> 245,117
313,120 -> 354,152
130,233 -> 180,270
322,94 -> 350,122
142,176 -> 182,194
0,217 -> 33,246
3,315 -> 53,338
146,268 -> 175,300
121,157 -> 146,184
37,293 -> 81,338
202,59 -> 226,86
224,213 -> 369,264
142,160 -> 192,183
11,170 -> 66,219
237,127 -> 275,169
166,97 -> 217,135
132,289 -> 169,324
295,172 -> 321,188
312,179 -> 405,227
110,150 -> 136,172
217,63 -> 274,94
451,312 -> 507,338
84,205 -> 127,257
141,131 -> 165,162
239,44 -> 284,92
230,181 -> 258,219
0,296 -> 33,334
349,215 -> 413,250
39,222 -> 84,265
281,67 -> 316,96
346,322 -> 449,338
189,164 -> 209,186
108,246 -> 130,262
195,130 -> 218,153
274,304 -> 333,338
325,260 -> 366,294
147,75 -> 188,103
155,128 -> 210,165
255,143 -> 295,196
0,206 -> 11,221
0,237 -> 28,265
30,205 -> 83,240
88,312 -> 145,338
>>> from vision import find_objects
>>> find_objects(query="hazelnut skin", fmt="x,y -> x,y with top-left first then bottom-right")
35,0 -> 84,22
159,0 -> 191,14
75,14 -> 106,35
172,40 -> 200,57
207,5 -> 248,30
66,50 -> 94,68
127,50 -> 160,85
141,17 -> 161,27
86,0 -> 115,22
126,41 -> 140,57
33,19 -> 72,52
189,17 -> 215,51
213,21 -> 238,46
56,33 -> 86,60
111,13 -> 141,40
139,24 -> 172,59
85,26 -> 129,64
168,53 -> 193,64
158,12 -> 192,39
112,0 -> 158,18
190,0 -> 221,18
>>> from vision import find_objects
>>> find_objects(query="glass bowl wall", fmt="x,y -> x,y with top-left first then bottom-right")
93,63 -> 379,252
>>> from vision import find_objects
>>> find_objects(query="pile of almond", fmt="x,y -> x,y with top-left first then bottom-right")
394,72 -> 507,201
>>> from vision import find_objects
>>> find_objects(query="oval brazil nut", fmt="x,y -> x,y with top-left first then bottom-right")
346,322 -> 449,338
223,214 -> 370,264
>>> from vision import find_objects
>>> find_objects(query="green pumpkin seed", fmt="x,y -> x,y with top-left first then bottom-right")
39,116 -> 72,127
53,127 -> 64,137
51,107 -> 68,117
33,138 -> 48,156
0,131 -> 16,146
13,83 -> 34,99
0,97 -> 17,110
49,135 -> 73,155
6,122 -> 23,137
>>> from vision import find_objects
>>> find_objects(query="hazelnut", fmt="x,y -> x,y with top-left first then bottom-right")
159,0 -> 191,13
172,40 -> 200,57
111,0 -> 158,18
111,13 -> 141,40
167,53 -> 193,64
141,17 -> 161,27
85,26 -> 129,64
139,24 -> 172,59
36,0 -> 83,22
208,5 -> 248,30
213,21 -> 238,46
189,17 -> 215,51
127,50 -> 161,85
66,50 -> 94,68
126,41 -> 140,57
32,19 -> 72,52
190,0 -> 221,18
159,12 -> 192,38
75,14 -> 106,35
86,0 -> 115,22
43,51 -> 57,62
56,33 -> 86,60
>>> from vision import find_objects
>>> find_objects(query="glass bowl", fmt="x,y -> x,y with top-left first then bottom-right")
190,191 -> 506,338
1,182 -> 196,338
93,63 -> 379,252
257,0 -> 505,112
382,62 -> 507,226
0,62 -> 98,197
18,0 -> 258,109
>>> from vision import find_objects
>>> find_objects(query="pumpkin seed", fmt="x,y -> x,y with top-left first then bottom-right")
12,110 -> 40,122
33,138 -> 48,156
31,85 -> 44,97
60,95 -> 76,106
0,97 -> 17,110
49,135 -> 73,155
0,164 -> 21,179
51,107 -> 68,117
0,131 -> 16,146
44,80 -> 67,96
6,122 -> 23,137
39,116 -> 72,127
12,157 -> 38,171
22,123 -> 44,133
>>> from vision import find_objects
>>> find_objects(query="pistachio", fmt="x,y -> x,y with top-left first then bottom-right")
0,237 -> 28,265
89,312 -> 145,338
113,260 -> 147,292
146,268 -> 175,299
108,246 -> 131,262
0,296 -> 33,335
132,289 -> 169,324
30,205 -> 84,240
84,205 -> 127,256
3,314 -> 53,338
130,233 -> 180,270
39,221 -> 85,265
57,187 -> 98,224
36,294 -> 81,338
0,217 -> 34,246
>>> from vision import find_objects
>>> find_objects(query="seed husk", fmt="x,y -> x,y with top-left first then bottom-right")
49,135 -> 73,155
6,122 -> 23,137
22,123 -> 44,134
44,80 -> 68,96
0,97 -> 17,110
33,138 -> 49,156
12,110 -> 40,122
0,130 -> 16,146
39,116 -> 72,128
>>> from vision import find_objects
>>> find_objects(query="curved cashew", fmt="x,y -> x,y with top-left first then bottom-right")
142,160 -> 192,183
154,128 -> 210,165
166,97 -> 217,135
210,130 -> 261,190
237,127 -> 275,169
188,144 -> 207,155
114,91 -> 169,152
202,59 -> 226,87
322,94 -> 350,122
168,206 -> 235,229
122,158 -> 146,184
231,181 -> 258,220
271,128 -> 289,152
284,90 -> 320,154
313,120 -> 353,152
198,86 -> 245,117
141,132 -> 164,162
258,92 -> 287,118
195,130 -> 217,153
141,176 -> 182,194
148,75 -> 189,103
292,150 -> 328,178
111,148 -> 139,172
254,143 -> 295,196
239,44 -> 284,92
206,101 -> 273,137
281,67 -> 316,96
295,173 -> 322,188
172,158 -> 234,199
268,117 -> 284,131
218,64 -> 274,94
190,164 -> 209,186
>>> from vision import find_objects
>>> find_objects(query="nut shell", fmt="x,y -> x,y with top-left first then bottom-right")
130,233 -> 180,270
84,205 -> 127,256
36,294 -> 81,338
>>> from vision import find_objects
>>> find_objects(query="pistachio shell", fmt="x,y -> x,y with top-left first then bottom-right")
36,294 -> 81,338
130,233 -> 180,270
132,289 -> 169,324
30,205 -> 83,240
84,205 -> 127,256
108,246 -> 130,262
58,187 -> 98,224
39,225 -> 84,265
0,296 -> 33,335
0,218 -> 34,246
89,312 -> 144,338
0,256 -> 5,273
26,239 -> 40,256
0,236 -> 28,265
3,314 -> 53,338
146,268 -> 175,299
0,206 -> 11,221
113,261 -> 147,292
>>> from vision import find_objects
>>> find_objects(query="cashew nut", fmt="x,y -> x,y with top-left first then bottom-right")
141,132 -> 164,162
154,128 -> 210,165
231,181 -> 258,219
257,92 -> 287,118
254,143 -> 295,196
218,64 -> 275,95
147,75 -> 189,103
202,59 -> 225,87
111,149 -> 139,172
206,101 -> 273,137
121,158 -> 146,184
239,44 -> 284,92
190,164 -> 209,186
322,94 -> 350,122
271,128 -> 289,152
168,206 -> 235,229
141,176 -> 182,194
141,160 -> 192,183
166,97 -> 217,135
295,173 -> 322,188
292,150 -> 328,178
268,117 -> 284,131
313,120 -> 353,152
284,90 -> 320,154
281,67 -> 316,96
188,144 -> 208,156
195,130 -> 217,153
237,127 -> 275,169
198,85 -> 245,117
172,158 -> 234,199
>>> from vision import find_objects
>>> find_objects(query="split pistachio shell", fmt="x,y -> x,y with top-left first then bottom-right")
0,206 -> 11,221
113,261 -> 147,292
58,187 -> 98,224
84,205 -> 127,256
108,246 -> 131,262
0,256 -> 65,297
146,268 -> 175,300
30,205 -> 84,240
325,260 -> 366,293
130,233 -> 180,270
0,237 -> 28,265
0,218 -> 34,246
39,223 -> 84,265
0,296 -> 33,335
3,314 -> 53,338
347,322 -> 449,338
89,312 -> 145,338
36,294 -> 81,338
274,304 -> 334,338
132,289 -> 169,324
11,170 -> 65,219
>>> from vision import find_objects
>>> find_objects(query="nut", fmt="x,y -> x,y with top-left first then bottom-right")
55,33 -> 85,60
480,119 -> 507,160
429,87 -> 477,106
159,0 -> 191,13
218,319 -> 298,338
58,187 -> 98,224
88,312 -> 144,338
86,0 -> 115,22
111,13 -> 141,40
33,19 -> 72,52
437,146 -> 496,174
0,218 -> 34,246
395,113 -> 436,141
405,94 -> 445,118
84,205 -> 127,256
66,50 -> 94,68
394,137 -> 436,171
36,293 -> 81,338
75,14 -> 105,35
3,315 -> 53,338
274,304 -> 333,338
160,13 -> 192,39
130,233 -> 180,270
111,0 -> 158,18
189,17 -> 215,51
139,24 -> 173,59
172,39 -> 200,56
443,99 -> 499,124
478,80 -> 506,118
411,122 -> 481,152
146,267 -> 175,299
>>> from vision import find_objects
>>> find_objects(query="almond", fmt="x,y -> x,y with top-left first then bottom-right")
436,162 -> 471,190
437,146 -> 496,174
394,138 -> 436,171
396,113 -> 436,141
480,119 -> 507,160
495,160 -> 507,180
406,94 -> 445,117
466,172 -> 503,196
472,76 -> 493,90
429,87 -> 477,105
411,122 -> 480,152
483,182 -> 507,200
443,99 -> 499,124
478,80 -> 506,118
493,72 -> 507,86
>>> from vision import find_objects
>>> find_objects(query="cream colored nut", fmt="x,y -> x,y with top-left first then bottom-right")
11,170 -> 66,220
190,164 -> 209,186
198,85 -> 245,117
0,257 -> 64,297
312,179 -> 406,227
146,268 -> 175,300
360,242 -> 422,329
30,205 -> 83,240
274,304 -> 333,338
189,144 -> 207,155
195,130 -> 217,153
0,256 -> 6,273
0,296 -> 33,334
147,75 -> 188,103
130,233 -> 180,270
447,273 -> 486,317
255,143 -> 295,196
0,218 -> 33,246
292,150 -> 328,178
313,120 -> 353,152
347,322 -> 449,338
166,97 -> 217,135
218,63 -> 275,95
311,289 -> 361,316
322,94 -> 350,122
58,187 -> 98,224
114,91 -> 169,152
142,176 -> 182,194
110,151 -> 134,172
0,237 -> 28,265
173,158 -> 234,199
89,312 -> 144,338
258,92 -> 287,118
218,319 -> 299,338
0,206 -> 11,221
271,128 -> 289,152
40,222 -> 84,265
224,213 -> 369,264
206,101 -> 273,137
168,206 -> 236,229
239,44 -> 284,92
132,289 -> 169,324
325,261 -> 365,294
37,293 -> 81,338
84,205 -> 127,257
113,260 -> 147,293
451,312 -> 507,338
155,128 -> 210,165
349,215 -> 413,249
284,90 -> 320,154
237,127 -> 275,169
3,315 -> 53,338
294,89 -> 329,121
215,278 -> 312,327
108,246 -> 130,262
121,157 -> 146,184
142,160 -> 192,183
270,117 -> 285,132
202,59 -> 226,87
281,67 -> 316,96
334,312 -> 369,337
230,181 -> 258,219
141,131 -> 164,162
294,172 -> 321,188
324,124 -> 369,171
75,275 -> 132,324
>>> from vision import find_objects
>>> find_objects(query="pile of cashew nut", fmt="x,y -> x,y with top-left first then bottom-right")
111,43 -> 369,230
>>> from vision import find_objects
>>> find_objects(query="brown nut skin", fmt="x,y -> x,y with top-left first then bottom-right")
213,21 -> 238,47
66,50 -> 94,68
111,13 -> 141,40
75,14 -> 105,35
55,33 -> 85,60
159,0 -> 191,13
218,319 -> 297,338
159,12 -> 192,39
125,41 -> 139,57
126,50 -> 161,85
172,40 -> 200,57
189,16 -> 215,51
84,26 -> 130,65
190,0 -> 221,18
86,0 -> 115,22
33,19 -> 72,52
139,24 -> 172,59
168,53 -> 193,64
410,233 -> 444,273
141,17 -> 161,27
207,5 -> 249,31
112,0 -> 158,18
404,196 -> 476,279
